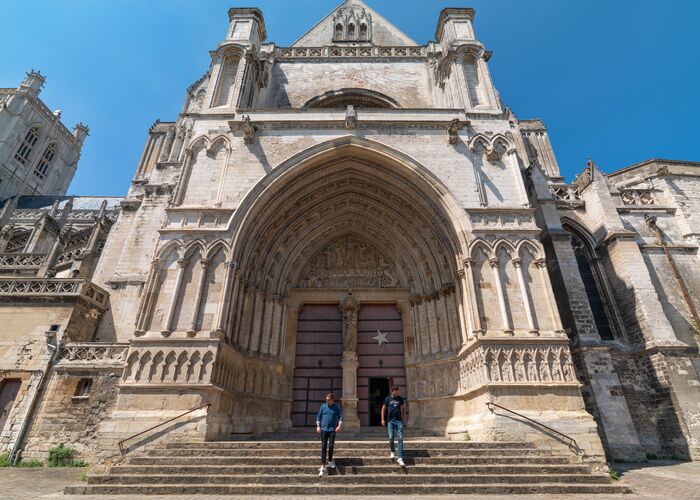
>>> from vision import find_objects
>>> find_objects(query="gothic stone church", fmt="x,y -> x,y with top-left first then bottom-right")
1,1 -> 699,466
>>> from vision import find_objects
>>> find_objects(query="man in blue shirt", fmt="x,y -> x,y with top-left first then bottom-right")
381,386 -> 406,466
315,392 -> 343,476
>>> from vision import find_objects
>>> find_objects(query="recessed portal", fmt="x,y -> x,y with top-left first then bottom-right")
368,377 -> 390,426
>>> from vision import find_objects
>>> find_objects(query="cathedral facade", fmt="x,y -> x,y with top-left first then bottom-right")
0,1 -> 698,465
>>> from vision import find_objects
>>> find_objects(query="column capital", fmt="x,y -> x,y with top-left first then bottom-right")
177,258 -> 189,268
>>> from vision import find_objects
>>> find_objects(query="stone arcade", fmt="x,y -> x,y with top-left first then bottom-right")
0,0 -> 699,470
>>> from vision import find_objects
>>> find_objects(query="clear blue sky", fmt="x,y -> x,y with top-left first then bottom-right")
1,1 -> 698,196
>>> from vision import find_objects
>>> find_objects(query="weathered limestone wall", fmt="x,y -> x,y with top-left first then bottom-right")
21,369 -> 121,462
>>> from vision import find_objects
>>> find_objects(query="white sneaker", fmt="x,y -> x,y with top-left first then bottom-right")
397,457 -> 405,466
389,452 -> 395,459
318,466 -> 326,476
327,460 -> 336,469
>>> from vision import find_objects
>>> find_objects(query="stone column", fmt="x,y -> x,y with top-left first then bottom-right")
340,293 -> 360,429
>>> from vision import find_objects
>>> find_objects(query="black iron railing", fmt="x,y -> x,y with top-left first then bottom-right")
486,400 -> 580,454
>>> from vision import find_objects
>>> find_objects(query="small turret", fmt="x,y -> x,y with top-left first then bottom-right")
18,69 -> 45,98
72,123 -> 89,149
226,8 -> 266,49
435,8 -> 477,50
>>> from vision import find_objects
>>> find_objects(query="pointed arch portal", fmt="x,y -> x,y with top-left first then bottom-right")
223,137 -> 471,426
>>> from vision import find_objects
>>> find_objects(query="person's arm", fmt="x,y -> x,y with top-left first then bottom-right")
381,400 -> 386,426
335,405 -> 343,432
316,405 -> 323,433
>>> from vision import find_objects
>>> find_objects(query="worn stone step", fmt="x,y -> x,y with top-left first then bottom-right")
149,447 -> 558,458
88,473 -> 612,486
65,483 -> 631,495
126,455 -> 573,466
109,463 -> 593,476
163,440 -> 531,450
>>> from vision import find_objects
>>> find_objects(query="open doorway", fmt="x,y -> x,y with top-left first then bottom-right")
368,377 -> 390,426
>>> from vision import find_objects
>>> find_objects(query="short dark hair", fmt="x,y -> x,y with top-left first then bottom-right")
326,393 -> 335,400
391,386 -> 399,391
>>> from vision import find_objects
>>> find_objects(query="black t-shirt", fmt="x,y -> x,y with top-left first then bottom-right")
383,395 -> 405,422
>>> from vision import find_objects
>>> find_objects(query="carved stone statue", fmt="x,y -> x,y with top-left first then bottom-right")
341,293 -> 359,352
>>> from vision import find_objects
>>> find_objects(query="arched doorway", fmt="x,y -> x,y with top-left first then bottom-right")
224,137 -> 471,429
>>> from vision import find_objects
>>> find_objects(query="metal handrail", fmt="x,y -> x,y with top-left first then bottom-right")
117,403 -> 210,455
486,400 -> 580,454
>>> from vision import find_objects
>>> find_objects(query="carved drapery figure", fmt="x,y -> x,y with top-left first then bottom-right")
341,293 -> 359,352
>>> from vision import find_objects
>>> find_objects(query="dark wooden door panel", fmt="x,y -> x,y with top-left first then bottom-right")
292,304 -> 343,427
357,304 -> 405,426
0,379 -> 21,433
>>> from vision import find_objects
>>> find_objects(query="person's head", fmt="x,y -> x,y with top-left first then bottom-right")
325,393 -> 335,404
391,386 -> 400,396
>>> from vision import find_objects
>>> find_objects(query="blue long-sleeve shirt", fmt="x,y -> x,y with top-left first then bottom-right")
316,402 -> 343,432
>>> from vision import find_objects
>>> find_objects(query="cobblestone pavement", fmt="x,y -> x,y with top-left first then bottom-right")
1,460 -> 699,499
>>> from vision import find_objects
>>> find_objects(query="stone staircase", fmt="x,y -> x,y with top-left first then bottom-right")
66,434 -> 631,495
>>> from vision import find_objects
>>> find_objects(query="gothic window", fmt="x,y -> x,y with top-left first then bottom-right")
570,233 -> 616,340
14,126 -> 40,165
33,142 -> 56,180
463,54 -> 486,108
212,55 -> 239,108
347,23 -> 355,38
335,23 -> 343,40
360,23 -> 368,40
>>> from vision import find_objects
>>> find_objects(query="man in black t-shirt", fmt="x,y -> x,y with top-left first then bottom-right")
381,386 -> 406,466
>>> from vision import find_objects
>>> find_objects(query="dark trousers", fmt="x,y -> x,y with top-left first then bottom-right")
320,430 -> 336,465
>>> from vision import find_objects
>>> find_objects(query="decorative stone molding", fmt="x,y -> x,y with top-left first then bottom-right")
0,253 -> 45,270
163,208 -> 234,231
9,208 -> 119,224
0,278 -> 109,308
411,341 -> 578,399
467,210 -> 538,233
57,343 -> 129,369
620,189 -> 655,206
277,46 -> 425,60
123,345 -> 216,385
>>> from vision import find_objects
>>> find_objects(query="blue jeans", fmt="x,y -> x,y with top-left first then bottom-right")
387,420 -> 403,458
320,430 -> 336,465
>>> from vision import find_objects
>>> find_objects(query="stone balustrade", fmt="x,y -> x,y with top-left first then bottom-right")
0,252 -> 46,270
620,189 -> 655,206
278,45 -> 425,59
9,208 -> 119,223
0,278 -> 109,307
57,343 -> 129,368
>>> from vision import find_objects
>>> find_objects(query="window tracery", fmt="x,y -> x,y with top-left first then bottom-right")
14,126 -> 40,165
34,143 -> 56,180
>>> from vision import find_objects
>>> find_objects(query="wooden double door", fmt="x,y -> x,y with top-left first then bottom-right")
291,303 -> 405,427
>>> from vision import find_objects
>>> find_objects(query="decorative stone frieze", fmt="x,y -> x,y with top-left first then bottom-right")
57,343 -> 129,369
277,45 -> 425,60
0,278 -> 108,307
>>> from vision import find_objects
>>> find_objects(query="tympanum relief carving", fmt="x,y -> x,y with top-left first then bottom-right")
299,235 -> 400,289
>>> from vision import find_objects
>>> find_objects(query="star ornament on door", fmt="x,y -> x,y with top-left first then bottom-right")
373,330 -> 389,347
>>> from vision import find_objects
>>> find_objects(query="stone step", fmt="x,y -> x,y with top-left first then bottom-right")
65,483 -> 631,496
163,440 -> 530,450
109,463 -> 593,476
149,447 -> 558,458
126,455 -> 574,466
88,473 -> 612,486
